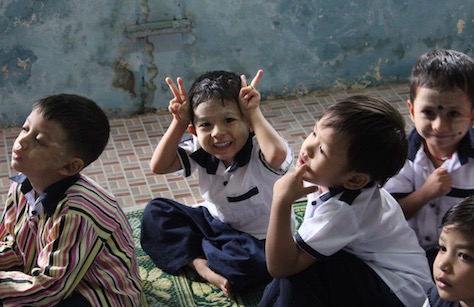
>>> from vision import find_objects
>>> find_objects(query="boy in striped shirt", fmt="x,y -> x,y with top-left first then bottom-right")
0,94 -> 143,306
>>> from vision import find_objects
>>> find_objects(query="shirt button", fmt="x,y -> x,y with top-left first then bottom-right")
425,236 -> 431,242
223,181 -> 228,186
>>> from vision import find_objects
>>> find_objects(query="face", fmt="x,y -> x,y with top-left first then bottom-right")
296,116 -> 353,188
409,87 -> 473,157
192,98 -> 250,167
433,225 -> 474,306
11,109 -> 71,185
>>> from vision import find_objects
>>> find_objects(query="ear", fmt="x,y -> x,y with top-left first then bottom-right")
188,124 -> 197,136
59,158 -> 84,176
343,172 -> 371,190
407,99 -> 415,123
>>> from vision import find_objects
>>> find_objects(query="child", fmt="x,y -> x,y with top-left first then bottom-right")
140,70 -> 293,297
423,196 -> 474,307
384,49 -> 474,267
259,95 -> 433,306
0,94 -> 143,306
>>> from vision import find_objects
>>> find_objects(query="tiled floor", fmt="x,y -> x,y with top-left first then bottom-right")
0,83 -> 414,212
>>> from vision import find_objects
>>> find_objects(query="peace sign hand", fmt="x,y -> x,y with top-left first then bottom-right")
239,69 -> 263,113
165,77 -> 191,123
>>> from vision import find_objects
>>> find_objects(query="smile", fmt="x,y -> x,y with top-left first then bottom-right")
214,141 -> 232,148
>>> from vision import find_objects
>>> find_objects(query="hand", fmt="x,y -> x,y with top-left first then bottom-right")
239,69 -> 263,114
422,167 -> 452,199
273,164 -> 318,206
165,77 -> 190,123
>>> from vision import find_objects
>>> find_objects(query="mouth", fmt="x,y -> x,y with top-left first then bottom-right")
213,141 -> 232,148
435,276 -> 451,289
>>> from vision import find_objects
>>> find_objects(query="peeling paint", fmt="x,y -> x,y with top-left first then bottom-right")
112,61 -> 136,98
17,57 -> 30,70
457,19 -> 465,35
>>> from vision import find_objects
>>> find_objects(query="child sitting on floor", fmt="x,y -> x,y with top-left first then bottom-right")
259,95 -> 433,306
141,70 -> 293,297
0,94 -> 143,306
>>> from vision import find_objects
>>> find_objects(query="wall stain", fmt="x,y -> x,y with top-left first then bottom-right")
457,19 -> 465,35
112,61 -> 136,98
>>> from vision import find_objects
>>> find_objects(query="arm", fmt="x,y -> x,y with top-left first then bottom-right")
398,167 -> 452,219
150,77 -> 191,174
239,70 -> 288,171
0,213 -> 100,305
266,164 -> 318,278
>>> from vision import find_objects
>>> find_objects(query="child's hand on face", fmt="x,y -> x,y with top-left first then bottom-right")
273,164 -> 318,206
166,77 -> 191,123
423,167 -> 452,199
239,69 -> 263,115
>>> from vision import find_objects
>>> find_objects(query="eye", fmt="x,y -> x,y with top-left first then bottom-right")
224,117 -> 235,124
459,253 -> 474,262
319,146 -> 324,155
448,110 -> 460,118
421,109 -> 435,117
198,122 -> 211,128
437,244 -> 447,253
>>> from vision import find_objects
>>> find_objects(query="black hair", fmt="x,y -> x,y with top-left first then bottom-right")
187,71 -> 242,124
410,49 -> 474,107
32,93 -> 110,167
442,196 -> 474,237
320,95 -> 408,185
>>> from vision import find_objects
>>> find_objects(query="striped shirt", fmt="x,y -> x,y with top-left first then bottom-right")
0,173 -> 143,306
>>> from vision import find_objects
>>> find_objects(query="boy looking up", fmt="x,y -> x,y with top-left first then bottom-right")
260,95 -> 432,306
0,94 -> 143,306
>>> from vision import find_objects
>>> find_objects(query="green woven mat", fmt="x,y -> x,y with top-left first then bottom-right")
127,200 -> 306,307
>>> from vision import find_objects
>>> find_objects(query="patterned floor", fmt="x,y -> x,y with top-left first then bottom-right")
0,83 -> 413,212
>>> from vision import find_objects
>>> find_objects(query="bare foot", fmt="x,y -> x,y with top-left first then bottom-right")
190,258 -> 232,297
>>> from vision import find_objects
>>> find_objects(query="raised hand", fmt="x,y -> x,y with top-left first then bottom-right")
239,69 -> 263,113
165,77 -> 190,123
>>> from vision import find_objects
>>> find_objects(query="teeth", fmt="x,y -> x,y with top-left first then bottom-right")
214,141 -> 231,148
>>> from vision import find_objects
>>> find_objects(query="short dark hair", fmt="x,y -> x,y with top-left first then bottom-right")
409,49 -> 474,107
442,196 -> 474,237
188,71 -> 241,124
320,95 -> 408,185
33,94 -> 110,167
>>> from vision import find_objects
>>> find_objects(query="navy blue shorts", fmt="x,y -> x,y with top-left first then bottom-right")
140,198 -> 271,288
259,250 -> 404,306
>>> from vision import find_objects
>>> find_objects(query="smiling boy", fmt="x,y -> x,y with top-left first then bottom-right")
385,49 -> 474,267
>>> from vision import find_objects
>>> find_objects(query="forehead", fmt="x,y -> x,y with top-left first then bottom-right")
414,87 -> 472,110
28,109 -> 67,142
194,98 -> 241,119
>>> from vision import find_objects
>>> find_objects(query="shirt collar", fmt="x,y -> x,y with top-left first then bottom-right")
10,173 -> 80,217
407,127 -> 474,165
190,132 -> 254,174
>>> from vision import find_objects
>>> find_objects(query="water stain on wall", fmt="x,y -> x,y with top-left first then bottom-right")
112,61 -> 136,98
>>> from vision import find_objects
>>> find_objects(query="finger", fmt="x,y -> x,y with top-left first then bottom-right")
250,69 -> 263,88
176,77 -> 188,97
240,74 -> 248,88
165,77 -> 182,100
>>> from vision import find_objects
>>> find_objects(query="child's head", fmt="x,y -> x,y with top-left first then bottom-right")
409,49 -> 474,107
188,70 -> 242,125
408,49 -> 474,157
298,95 -> 407,189
187,71 -> 250,167
433,196 -> 474,305
32,94 -> 110,168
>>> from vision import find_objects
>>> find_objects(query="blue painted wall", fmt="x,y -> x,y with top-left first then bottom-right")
0,0 -> 472,126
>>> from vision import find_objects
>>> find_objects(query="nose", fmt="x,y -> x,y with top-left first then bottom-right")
211,124 -> 225,137
432,116 -> 449,132
436,252 -> 451,273
15,132 -> 29,149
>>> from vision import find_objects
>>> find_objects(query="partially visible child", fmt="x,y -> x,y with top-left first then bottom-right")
385,49 -> 474,267
423,195 -> 474,307
140,70 -> 293,297
0,94 -> 143,306
259,95 -> 433,306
